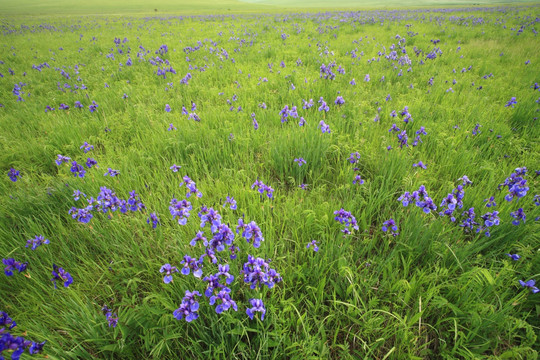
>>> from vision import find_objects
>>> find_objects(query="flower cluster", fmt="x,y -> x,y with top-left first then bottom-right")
180,176 -> 203,198
398,185 -> 437,214
7,168 -> 20,182
237,219 -> 264,248
241,255 -> 282,289
0,312 -> 46,359
25,235 -> 49,251
101,306 -> 118,328
51,264 -> 73,288
498,167 -> 529,202
251,179 -> 274,199
333,208 -> 359,235
381,219 -> 399,237
173,290 -> 202,322
3,258 -> 28,276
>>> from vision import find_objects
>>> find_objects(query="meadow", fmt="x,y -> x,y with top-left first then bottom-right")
0,2 -> 539,359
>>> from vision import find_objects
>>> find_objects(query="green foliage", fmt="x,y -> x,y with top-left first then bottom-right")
1,4 -> 539,360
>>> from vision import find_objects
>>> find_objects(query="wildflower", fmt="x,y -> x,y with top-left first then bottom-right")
102,306 -> 118,328
80,142 -> 94,153
51,264 -> 73,288
88,101 -> 98,112
348,152 -> 361,164
7,168 -> 20,182
505,97 -> 517,108
519,279 -> 539,294
69,206 -> 94,223
55,155 -> 71,165
241,255 -> 282,289
26,235 -> 50,250
251,113 -> 259,130
169,198 -> 192,225
238,220 -> 264,248
3,258 -> 28,276
168,123 -> 176,131
251,179 -> 274,199
510,208 -> 526,225
353,174 -> 364,185
74,101 -> 83,108
294,158 -> 306,167
209,288 -> 238,314
333,208 -> 359,234
165,104 -> 171,112
216,264 -> 235,285
173,290 -> 202,322
160,263 -> 178,283
499,167 -> 529,201
170,164 -> 181,172
478,211 -> 500,237
299,183 -> 308,190
335,96 -> 345,105
147,212 -> 160,228
506,254 -> 521,261
382,219 -> 399,236
86,158 -> 98,168
413,161 -> 427,169
458,175 -> 473,186
298,117 -> 306,126
318,101 -> 329,112
364,74 -> 370,82
70,162 -> 86,178
306,240 -> 319,252
190,231 -> 206,246
180,255 -> 204,278
246,299 -> 266,320
104,168 -> 120,177
223,196 -> 237,210
318,120 -> 331,133
180,176 -> 203,198
0,311 -> 17,329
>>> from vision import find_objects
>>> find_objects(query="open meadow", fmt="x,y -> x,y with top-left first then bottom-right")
0,1 -> 539,359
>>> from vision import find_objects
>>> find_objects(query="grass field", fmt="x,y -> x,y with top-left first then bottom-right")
1,2 -> 539,359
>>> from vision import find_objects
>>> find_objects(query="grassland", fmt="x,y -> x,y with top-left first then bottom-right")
0,2 -> 539,360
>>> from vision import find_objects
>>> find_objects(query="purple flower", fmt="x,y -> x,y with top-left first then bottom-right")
251,179 -> 274,199
251,113 -> 259,130
102,306 -> 118,328
299,117 -> 306,126
294,158 -> 306,167
306,240 -> 319,252
180,255 -> 204,278
169,198 -> 192,225
70,162 -> 86,178
168,123 -> 176,131
299,183 -> 308,190
160,263 -> 178,283
173,290 -> 202,322
3,258 -> 28,276
334,208 -> 359,234
348,152 -> 361,164
382,219 -> 399,236
80,142 -> 94,153
413,161 -> 427,169
334,96 -> 345,105
165,104 -> 171,112
246,299 -> 266,320
318,120 -> 331,133
510,208 -> 526,225
505,97 -> 517,108
190,231 -> 207,247
0,311 -> 17,329
26,235 -> 50,250
88,101 -> 98,113
364,74 -> 370,82
352,174 -> 364,185
74,101 -> 83,109
519,279 -> 539,294
86,158 -> 98,168
147,212 -> 160,228
51,264 -> 73,288
209,287 -> 238,314
104,168 -> 120,177
170,164 -> 181,172
223,196 -> 237,210
506,253 -> 521,261
69,206 -> 94,223
55,154 -> 71,165
180,176 -> 203,198
241,255 -> 282,289
7,168 -> 20,182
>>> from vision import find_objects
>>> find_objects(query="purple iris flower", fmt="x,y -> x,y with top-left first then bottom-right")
160,263 -> 178,283
26,235 -> 50,250
3,258 -> 28,276
7,168 -> 20,182
246,299 -> 266,320
51,264 -> 73,288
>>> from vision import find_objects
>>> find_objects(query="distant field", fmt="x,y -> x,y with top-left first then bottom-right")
0,0 -> 539,15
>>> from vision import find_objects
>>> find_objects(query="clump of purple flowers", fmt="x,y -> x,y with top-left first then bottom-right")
246,299 -> 266,321
251,179 -> 274,199
173,290 -> 202,322
101,306 -> 118,328
160,263 -> 178,283
26,235 -> 50,250
7,168 -> 20,182
180,176 -> 203,198
307,240 -> 319,252
237,219 -> 264,248
510,208 -> 526,225
382,219 -> 399,237
147,212 -> 160,228
241,255 -> 282,289
498,167 -> 529,202
209,288 -> 238,314
519,280 -> 539,294
180,255 -> 204,278
3,258 -> 28,276
333,208 -> 359,235
169,198 -> 192,225
294,158 -> 306,167
398,185 -> 437,214
51,264 -> 73,288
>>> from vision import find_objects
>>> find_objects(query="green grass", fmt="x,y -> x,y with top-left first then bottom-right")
1,3 -> 539,360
